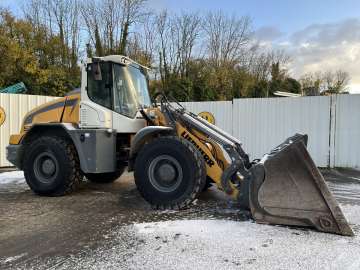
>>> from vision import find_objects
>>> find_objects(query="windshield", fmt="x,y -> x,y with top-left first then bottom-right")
128,65 -> 151,107
113,64 -> 151,118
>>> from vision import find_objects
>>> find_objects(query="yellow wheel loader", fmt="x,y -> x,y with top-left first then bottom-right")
6,55 -> 353,236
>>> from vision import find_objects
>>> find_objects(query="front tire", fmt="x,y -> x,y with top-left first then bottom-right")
23,136 -> 83,196
134,136 -> 206,209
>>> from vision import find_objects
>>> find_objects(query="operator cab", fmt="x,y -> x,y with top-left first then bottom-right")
80,55 -> 151,132
87,56 -> 151,117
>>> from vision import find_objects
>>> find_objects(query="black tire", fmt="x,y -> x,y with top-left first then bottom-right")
23,136 -> 83,196
85,168 -> 125,183
134,136 -> 206,209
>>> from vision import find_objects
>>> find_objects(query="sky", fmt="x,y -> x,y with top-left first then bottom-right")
2,0 -> 360,93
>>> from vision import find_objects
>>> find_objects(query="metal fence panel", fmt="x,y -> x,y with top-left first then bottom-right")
181,101 -> 233,134
0,93 -> 58,167
333,94 -> 360,168
1,94 -> 359,168
232,96 -> 331,166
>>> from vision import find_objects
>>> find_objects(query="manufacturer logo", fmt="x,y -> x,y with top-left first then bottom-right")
0,106 -> 5,126
198,111 -> 215,124
181,130 -> 215,167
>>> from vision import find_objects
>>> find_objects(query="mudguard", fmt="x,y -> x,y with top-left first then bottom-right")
249,134 -> 354,236
128,126 -> 174,171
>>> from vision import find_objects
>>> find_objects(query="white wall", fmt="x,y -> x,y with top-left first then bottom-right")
181,101 -> 233,134
332,95 -> 360,167
0,93 -> 59,167
1,94 -> 360,168
183,94 -> 360,168
233,96 -> 331,166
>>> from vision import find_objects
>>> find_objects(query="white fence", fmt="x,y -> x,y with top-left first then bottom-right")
0,93 -> 359,168
0,93 -> 59,167
233,97 -> 331,167
332,95 -> 360,168
182,94 -> 360,168
181,101 -> 233,134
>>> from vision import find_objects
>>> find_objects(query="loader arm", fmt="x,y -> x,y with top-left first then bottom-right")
172,112 -> 251,201
150,97 -> 255,208
153,94 -> 354,236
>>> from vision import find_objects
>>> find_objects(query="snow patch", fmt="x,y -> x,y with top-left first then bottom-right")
54,205 -> 360,270
128,204 -> 360,270
0,171 -> 25,185
349,176 -> 360,182
28,204 -> 360,270
341,204 -> 360,225
129,214 -> 360,270
260,154 -> 269,163
1,253 -> 27,264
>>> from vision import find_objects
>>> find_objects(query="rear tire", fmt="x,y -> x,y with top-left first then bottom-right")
23,136 -> 82,196
134,136 -> 206,209
85,168 -> 125,183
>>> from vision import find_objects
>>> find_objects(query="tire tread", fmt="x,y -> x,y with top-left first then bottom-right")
23,136 -> 82,196
134,136 -> 206,210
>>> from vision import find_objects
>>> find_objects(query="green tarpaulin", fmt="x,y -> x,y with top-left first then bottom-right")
0,82 -> 27,94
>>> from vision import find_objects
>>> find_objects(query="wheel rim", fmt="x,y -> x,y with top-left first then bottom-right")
33,152 -> 59,184
148,155 -> 183,193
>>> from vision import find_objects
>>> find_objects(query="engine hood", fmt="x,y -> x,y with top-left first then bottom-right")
22,94 -> 80,130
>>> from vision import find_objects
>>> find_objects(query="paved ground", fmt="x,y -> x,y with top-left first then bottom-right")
0,168 -> 359,269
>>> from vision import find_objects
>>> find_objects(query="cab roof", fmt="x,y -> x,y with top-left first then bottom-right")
86,55 -> 150,70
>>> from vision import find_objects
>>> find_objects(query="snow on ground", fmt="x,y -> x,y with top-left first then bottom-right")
2,253 -> 27,264
47,204 -> 360,270
1,169 -> 360,269
0,171 -> 25,185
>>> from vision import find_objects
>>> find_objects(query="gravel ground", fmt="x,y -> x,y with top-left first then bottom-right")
26,204 -> 360,270
0,168 -> 360,270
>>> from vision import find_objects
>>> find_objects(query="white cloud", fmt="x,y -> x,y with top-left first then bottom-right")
348,84 -> 360,94
255,18 -> 360,93
254,26 -> 284,42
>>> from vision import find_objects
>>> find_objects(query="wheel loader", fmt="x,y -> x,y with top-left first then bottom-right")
6,55 -> 353,236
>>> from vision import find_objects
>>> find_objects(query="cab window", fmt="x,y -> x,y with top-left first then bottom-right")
113,64 -> 139,118
87,62 -> 112,109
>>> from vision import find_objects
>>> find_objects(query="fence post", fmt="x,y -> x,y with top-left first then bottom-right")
329,95 -> 337,168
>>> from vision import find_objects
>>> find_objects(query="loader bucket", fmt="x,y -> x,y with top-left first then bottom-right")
249,134 -> 354,236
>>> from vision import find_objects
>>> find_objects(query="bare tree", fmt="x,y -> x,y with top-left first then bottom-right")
23,0 -> 43,30
203,11 -> 252,67
153,10 -> 202,90
127,13 -> 156,66
102,0 -> 122,54
172,12 -> 201,77
50,0 -> 81,68
155,10 -> 171,87
81,0 -> 148,56
24,0 -> 81,69
323,70 -> 350,93
300,70 -> 350,95
299,72 -> 323,95
247,48 -> 290,81
118,0 -> 148,55
81,0 -> 106,56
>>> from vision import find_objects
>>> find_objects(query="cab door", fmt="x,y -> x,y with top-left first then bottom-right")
111,63 -> 146,133
80,61 -> 145,133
